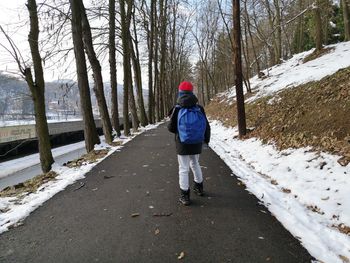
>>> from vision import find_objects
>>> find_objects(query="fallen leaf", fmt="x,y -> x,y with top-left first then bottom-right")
8,221 -> 24,229
178,251 -> 185,260
74,182 -> 85,191
282,188 -> 291,193
131,213 -> 140,218
270,180 -> 278,185
154,229 -> 160,235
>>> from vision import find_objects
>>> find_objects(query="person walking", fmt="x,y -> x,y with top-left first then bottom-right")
167,81 -> 210,206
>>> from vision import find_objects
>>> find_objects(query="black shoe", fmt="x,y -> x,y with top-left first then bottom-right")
179,189 -> 190,206
193,182 -> 204,196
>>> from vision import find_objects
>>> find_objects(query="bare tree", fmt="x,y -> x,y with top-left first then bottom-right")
109,0 -> 121,136
119,0 -> 133,135
0,1 -> 54,173
131,4 -> 148,127
233,0 -> 247,137
78,0 -> 113,144
26,0 -> 55,172
5,0 -> 55,173
192,0 -> 220,104
69,0 -> 100,152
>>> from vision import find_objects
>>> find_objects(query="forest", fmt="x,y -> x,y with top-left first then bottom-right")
0,0 -> 349,173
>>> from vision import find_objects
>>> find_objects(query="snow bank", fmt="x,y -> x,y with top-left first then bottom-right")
209,120 -> 350,263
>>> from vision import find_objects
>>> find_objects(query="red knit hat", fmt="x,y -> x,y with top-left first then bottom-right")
178,81 -> 193,92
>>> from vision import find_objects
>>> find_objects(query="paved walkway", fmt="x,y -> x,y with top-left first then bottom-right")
0,124 -> 312,262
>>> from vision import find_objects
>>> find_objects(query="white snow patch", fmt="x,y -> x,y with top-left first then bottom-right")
209,120 -> 350,263
222,41 -> 350,103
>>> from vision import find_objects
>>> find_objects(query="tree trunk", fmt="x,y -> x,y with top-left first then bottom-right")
200,63 -> 205,105
147,0 -> 155,124
159,0 -> 168,120
314,0 -> 323,51
128,75 -> 140,132
69,0 -> 100,152
343,0 -> 350,41
26,0 -> 54,173
154,20 -> 160,122
297,0 -> 304,52
264,0 -> 276,66
78,0 -> 113,144
233,0 -> 247,137
244,0 -> 261,75
119,0 -> 133,136
274,0 -> 282,64
242,19 -> 252,93
131,10 -> 148,126
109,0 -> 121,136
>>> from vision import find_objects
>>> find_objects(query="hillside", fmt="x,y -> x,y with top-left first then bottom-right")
207,67 -> 350,165
206,43 -> 350,167
205,42 -> 350,263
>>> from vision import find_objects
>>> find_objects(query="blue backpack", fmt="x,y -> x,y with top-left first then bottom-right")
176,105 -> 206,144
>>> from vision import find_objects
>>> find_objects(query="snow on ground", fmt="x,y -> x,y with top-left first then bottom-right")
209,120 -> 350,263
221,41 -> 350,103
0,122 -> 162,234
211,41 -> 350,262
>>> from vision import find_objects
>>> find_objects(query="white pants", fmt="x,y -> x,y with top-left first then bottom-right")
178,154 -> 203,191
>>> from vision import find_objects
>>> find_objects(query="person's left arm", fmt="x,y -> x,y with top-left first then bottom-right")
167,106 -> 179,134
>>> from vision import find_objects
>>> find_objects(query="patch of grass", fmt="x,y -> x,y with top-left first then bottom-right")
334,223 -> 350,236
206,67 -> 350,164
303,47 -> 334,63
0,171 -> 58,198
64,149 -> 110,168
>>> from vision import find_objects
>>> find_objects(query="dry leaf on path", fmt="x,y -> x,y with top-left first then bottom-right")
177,251 -> 185,260
74,182 -> 85,191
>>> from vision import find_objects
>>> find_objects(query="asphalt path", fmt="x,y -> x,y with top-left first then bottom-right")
0,124 -> 313,262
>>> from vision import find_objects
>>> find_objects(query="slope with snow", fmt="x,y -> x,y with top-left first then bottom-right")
209,121 -> 350,263
210,42 -> 350,263
221,41 -> 350,103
